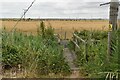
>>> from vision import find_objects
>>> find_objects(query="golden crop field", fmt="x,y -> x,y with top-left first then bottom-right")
1,20 -> 109,39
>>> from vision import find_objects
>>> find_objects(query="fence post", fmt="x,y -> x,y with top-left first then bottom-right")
64,32 -> 66,40
100,0 -> 119,57
108,31 -> 112,56
61,27 -> 62,39
85,41 -> 88,62
73,34 -> 76,51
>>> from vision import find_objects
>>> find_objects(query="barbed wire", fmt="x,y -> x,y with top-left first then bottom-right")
11,0 -> 36,32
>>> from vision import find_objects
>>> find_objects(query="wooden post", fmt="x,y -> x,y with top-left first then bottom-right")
100,0 -> 119,30
61,27 -> 62,39
109,0 -> 119,55
85,41 -> 88,62
100,0 -> 120,56
108,31 -> 112,57
64,32 -> 66,40
73,34 -> 76,51
109,0 -> 119,30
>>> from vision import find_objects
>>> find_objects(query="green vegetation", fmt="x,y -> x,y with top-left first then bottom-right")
2,20 -> 120,78
2,22 -> 70,77
69,30 -> 120,78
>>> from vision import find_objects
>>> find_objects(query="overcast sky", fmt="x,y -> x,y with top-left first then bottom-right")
0,0 -> 120,19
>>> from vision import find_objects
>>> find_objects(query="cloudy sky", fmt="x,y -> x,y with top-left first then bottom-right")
0,0 -> 120,19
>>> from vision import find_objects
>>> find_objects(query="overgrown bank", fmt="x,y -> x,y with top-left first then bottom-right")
2,22 -> 71,77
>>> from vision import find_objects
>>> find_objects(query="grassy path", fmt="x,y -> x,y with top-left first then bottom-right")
60,40 -> 80,78
63,48 -> 78,70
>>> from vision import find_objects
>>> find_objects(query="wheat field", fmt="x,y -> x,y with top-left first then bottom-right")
1,20 -> 109,39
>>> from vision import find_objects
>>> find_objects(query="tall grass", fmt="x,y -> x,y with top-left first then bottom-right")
2,22 -> 70,77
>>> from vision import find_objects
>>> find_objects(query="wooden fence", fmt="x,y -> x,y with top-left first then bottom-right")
72,33 -> 101,62
72,33 -> 88,61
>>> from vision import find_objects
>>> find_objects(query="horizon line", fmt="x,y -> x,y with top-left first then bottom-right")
0,17 -> 109,20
